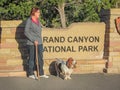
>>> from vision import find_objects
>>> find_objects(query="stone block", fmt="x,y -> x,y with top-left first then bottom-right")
0,71 -> 26,77
0,65 -> 23,71
111,9 -> 120,15
110,33 -> 120,38
0,49 -> 10,54
109,52 -> 120,56
107,68 -> 120,74
1,20 -> 25,28
9,71 -> 26,77
106,61 -> 113,68
7,59 -> 23,66
112,56 -> 120,61
110,41 -> 120,47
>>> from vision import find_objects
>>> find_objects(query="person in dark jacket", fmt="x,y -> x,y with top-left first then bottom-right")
24,7 -> 49,79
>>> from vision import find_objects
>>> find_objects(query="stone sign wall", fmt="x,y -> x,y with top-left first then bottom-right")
107,9 -> 120,73
0,21 -> 106,76
42,23 -> 105,59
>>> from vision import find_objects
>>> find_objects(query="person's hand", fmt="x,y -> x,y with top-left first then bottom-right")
34,41 -> 38,46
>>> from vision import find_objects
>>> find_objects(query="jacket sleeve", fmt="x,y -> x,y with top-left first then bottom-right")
24,19 -> 36,43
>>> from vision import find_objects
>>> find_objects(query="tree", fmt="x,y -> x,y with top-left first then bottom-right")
0,0 -> 38,20
110,0 -> 120,8
42,0 -> 67,28
0,0 -> 119,28
42,0 -> 82,28
66,0 -> 101,24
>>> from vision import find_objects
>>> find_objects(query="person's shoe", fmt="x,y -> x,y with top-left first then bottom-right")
40,75 -> 49,78
28,75 -> 38,80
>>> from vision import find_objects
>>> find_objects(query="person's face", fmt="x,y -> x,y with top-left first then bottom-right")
34,10 -> 40,19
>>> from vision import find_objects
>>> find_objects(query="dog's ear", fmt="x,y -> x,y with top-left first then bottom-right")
74,61 -> 77,68
66,57 -> 73,68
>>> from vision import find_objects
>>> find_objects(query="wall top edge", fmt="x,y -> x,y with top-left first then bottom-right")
111,8 -> 120,15
0,20 -> 105,28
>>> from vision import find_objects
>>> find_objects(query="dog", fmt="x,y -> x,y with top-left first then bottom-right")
55,57 -> 77,80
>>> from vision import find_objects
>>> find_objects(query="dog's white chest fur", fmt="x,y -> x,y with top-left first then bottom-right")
55,58 -> 76,80
57,59 -> 73,74
61,62 -> 69,74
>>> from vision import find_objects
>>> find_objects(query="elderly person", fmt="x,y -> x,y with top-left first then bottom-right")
24,7 -> 49,79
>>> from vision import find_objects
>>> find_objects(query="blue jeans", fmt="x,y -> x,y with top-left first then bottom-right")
27,44 -> 44,76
